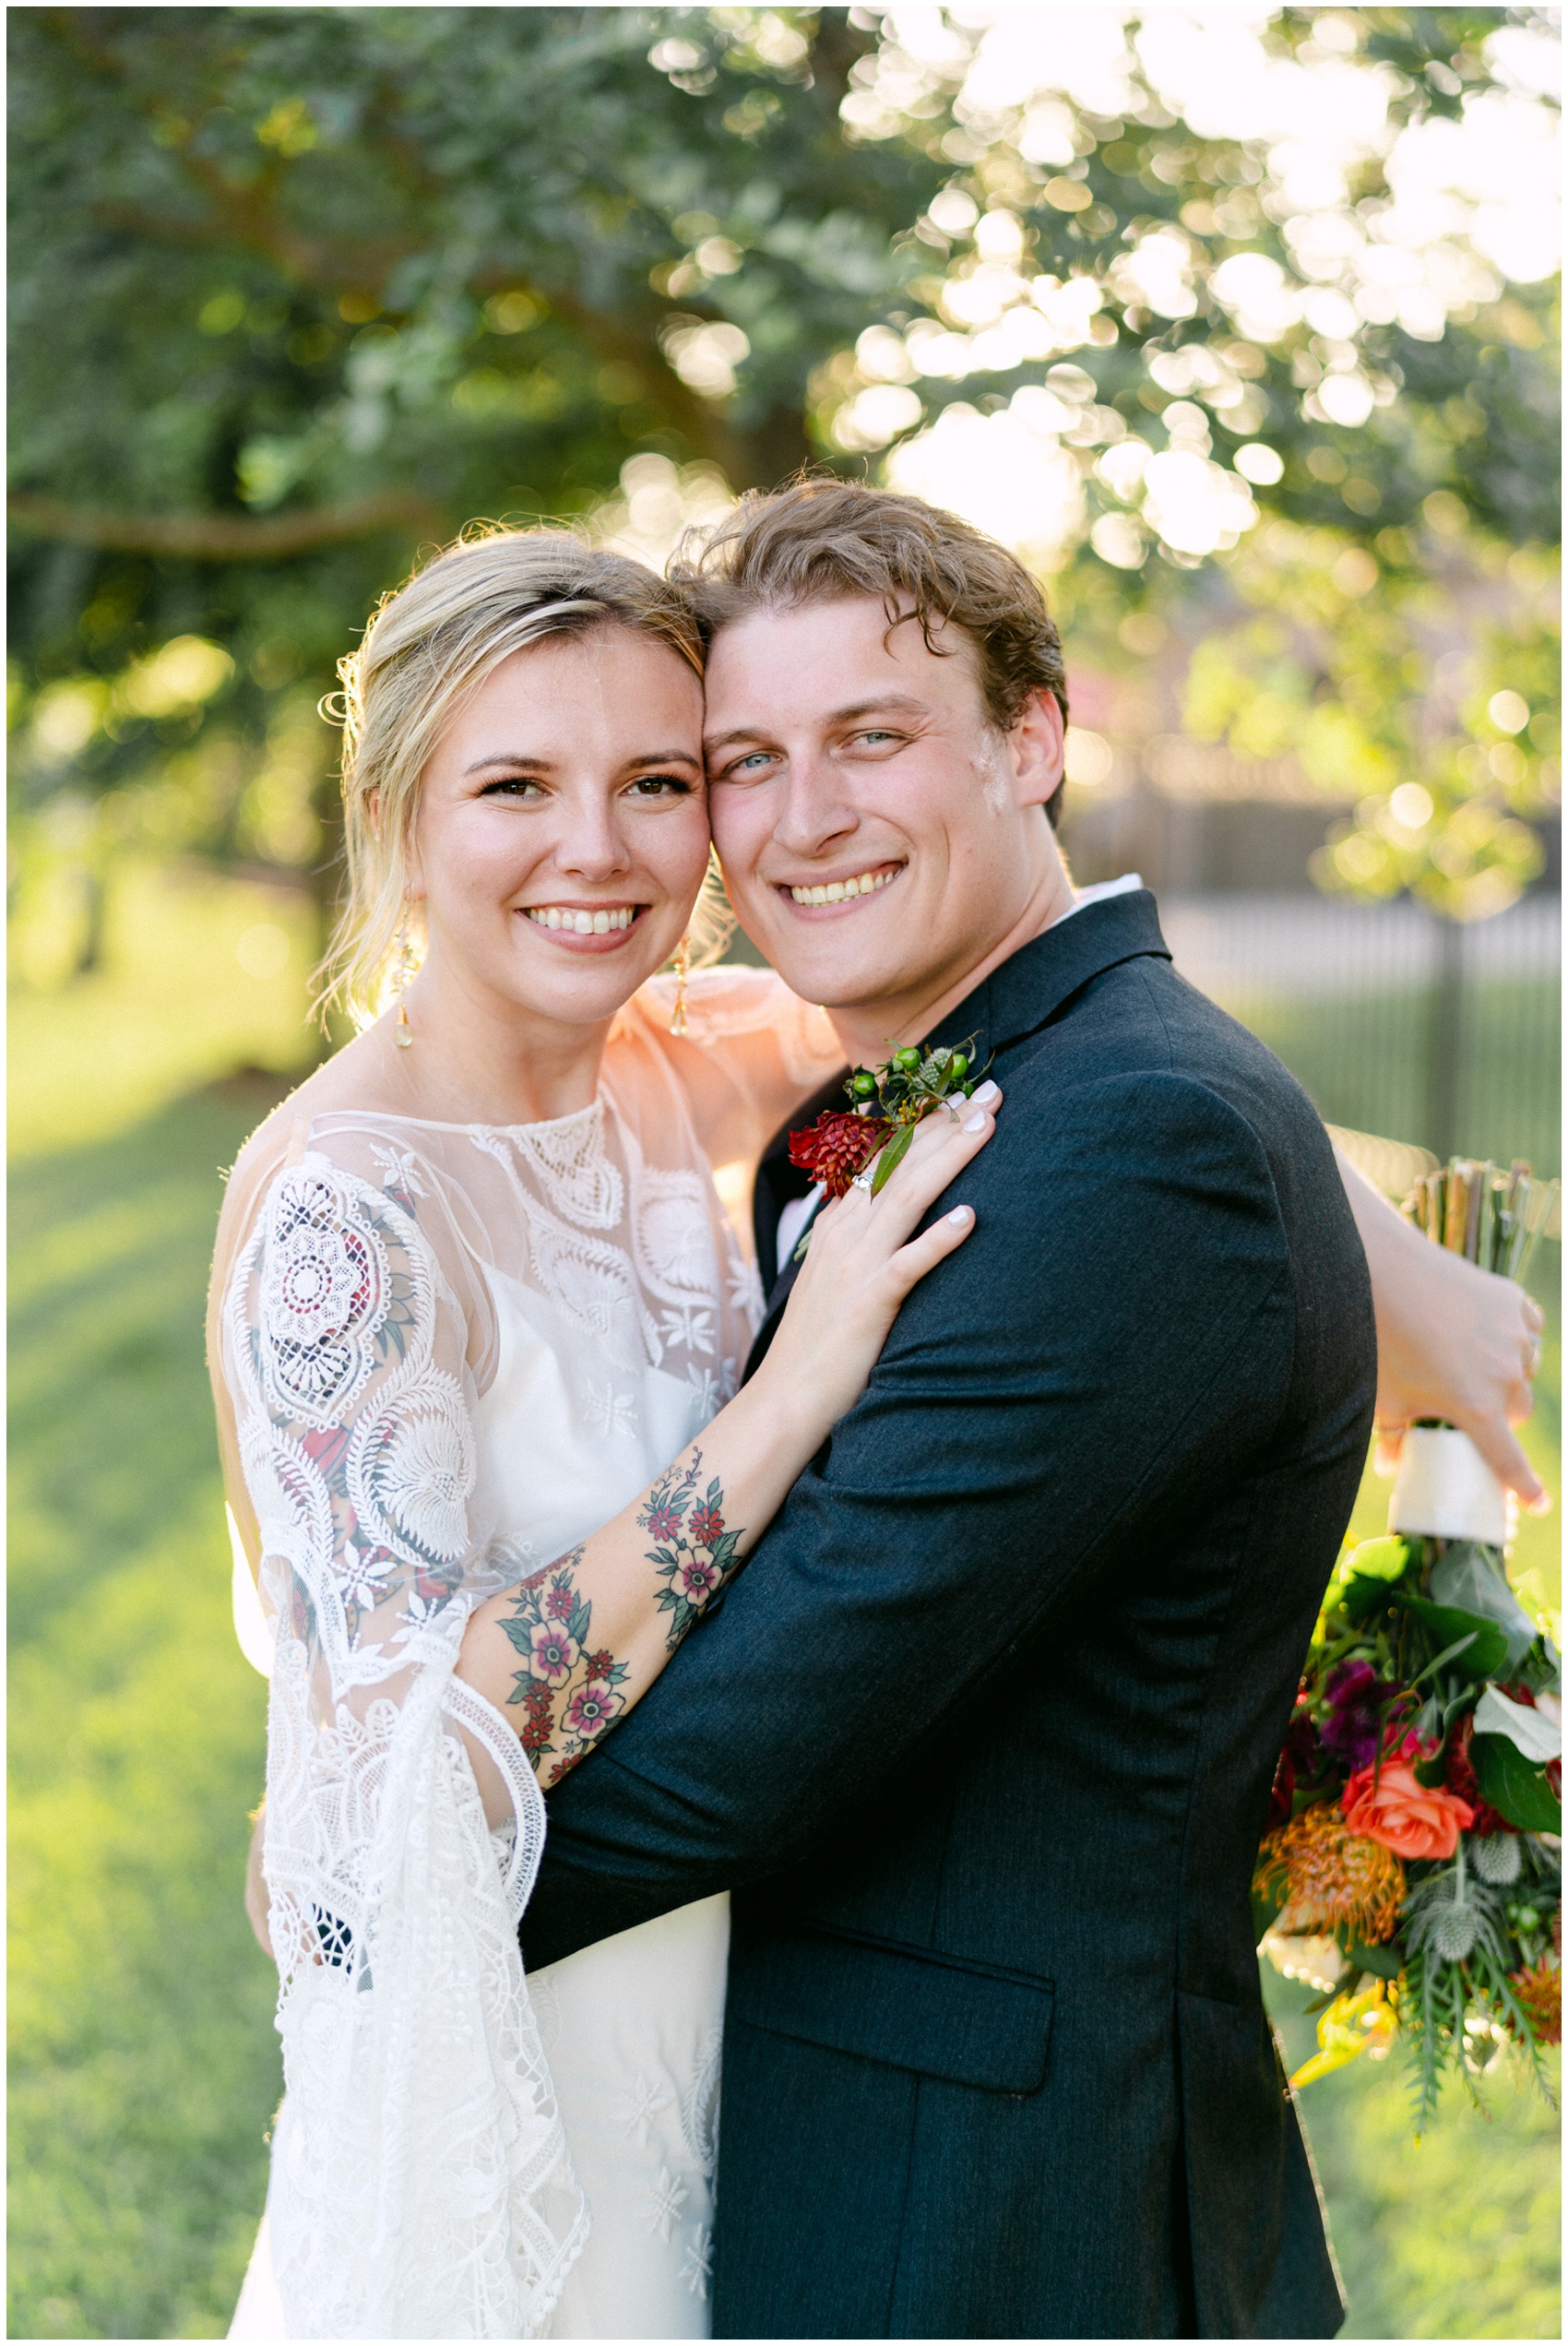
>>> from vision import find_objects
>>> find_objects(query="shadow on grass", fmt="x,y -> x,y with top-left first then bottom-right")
9,1074 -> 291,2340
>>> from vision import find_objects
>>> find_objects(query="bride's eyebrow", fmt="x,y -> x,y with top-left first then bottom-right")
463,749 -> 702,775
465,753 -> 555,774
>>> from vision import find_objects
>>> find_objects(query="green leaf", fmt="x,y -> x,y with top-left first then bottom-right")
1346,1535 -> 1413,1583
499,1617 -> 536,1655
1393,1592 -> 1510,1683
869,1119 -> 916,1196
1341,1573 -> 1400,1627
1470,1732 -> 1562,1832
1428,1542 -> 1538,1673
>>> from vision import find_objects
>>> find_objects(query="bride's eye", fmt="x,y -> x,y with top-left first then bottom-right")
627,772 -> 695,798
479,775 -> 546,800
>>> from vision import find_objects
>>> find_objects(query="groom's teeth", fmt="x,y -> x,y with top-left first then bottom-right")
788,869 -> 895,907
526,906 -> 636,933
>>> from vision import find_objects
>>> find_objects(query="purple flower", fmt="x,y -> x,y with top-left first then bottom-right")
565,1680 -> 623,1740
529,1622 -> 579,1687
673,1554 -> 723,1605
1320,1660 -> 1386,1773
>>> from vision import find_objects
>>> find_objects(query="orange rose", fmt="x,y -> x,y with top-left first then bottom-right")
1341,1760 -> 1475,1861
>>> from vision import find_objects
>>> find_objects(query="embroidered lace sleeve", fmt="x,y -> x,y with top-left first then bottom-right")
217,1135 -> 587,2337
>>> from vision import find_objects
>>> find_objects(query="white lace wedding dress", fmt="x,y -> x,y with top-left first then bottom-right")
212,969 -> 840,2340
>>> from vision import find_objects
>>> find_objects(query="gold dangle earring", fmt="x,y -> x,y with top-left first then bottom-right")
394,918 -> 417,1048
670,933 -> 691,1039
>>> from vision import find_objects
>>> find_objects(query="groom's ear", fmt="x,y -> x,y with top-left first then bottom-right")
1008,688 -> 1066,815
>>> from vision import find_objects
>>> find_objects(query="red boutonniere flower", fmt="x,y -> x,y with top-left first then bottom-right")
787,1110 -> 890,1198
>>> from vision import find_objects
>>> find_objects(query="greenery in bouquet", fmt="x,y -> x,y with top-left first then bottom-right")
1255,1526 -> 1562,2134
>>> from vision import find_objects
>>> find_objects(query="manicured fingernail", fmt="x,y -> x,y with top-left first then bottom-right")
946,1205 -> 972,1224
971,1079 -> 999,1106
963,1110 -> 990,1132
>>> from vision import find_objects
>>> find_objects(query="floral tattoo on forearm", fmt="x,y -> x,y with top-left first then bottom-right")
637,1449 -> 743,1649
501,1450 -> 742,1782
500,1547 -> 629,1784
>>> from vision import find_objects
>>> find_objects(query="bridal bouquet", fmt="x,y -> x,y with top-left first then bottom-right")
1255,1530 -> 1562,2127
1255,1158 -> 1562,2130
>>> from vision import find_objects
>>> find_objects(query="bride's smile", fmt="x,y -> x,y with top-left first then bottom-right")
406,623 -> 711,1044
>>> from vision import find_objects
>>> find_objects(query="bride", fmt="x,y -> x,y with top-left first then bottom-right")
210,528 -> 999,2340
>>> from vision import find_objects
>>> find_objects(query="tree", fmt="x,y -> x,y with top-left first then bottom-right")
816,5 -> 1560,916
7,5 -> 1560,944
7,5 -> 940,940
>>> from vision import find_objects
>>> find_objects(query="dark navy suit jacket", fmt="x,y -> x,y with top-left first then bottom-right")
521,891 -> 1372,2338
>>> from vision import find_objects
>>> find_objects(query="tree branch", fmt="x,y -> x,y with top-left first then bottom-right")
6,490 -> 446,560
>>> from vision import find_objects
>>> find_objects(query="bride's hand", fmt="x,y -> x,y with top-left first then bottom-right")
758,1080 -> 1002,1435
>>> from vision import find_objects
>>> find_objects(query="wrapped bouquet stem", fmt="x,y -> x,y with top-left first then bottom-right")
1388,1161 -> 1560,1549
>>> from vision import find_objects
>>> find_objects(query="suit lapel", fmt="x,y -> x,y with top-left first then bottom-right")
740,893 -> 1172,1383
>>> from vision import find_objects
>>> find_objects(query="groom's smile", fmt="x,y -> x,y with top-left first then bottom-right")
704,595 -> 1071,1056
781,859 -> 904,911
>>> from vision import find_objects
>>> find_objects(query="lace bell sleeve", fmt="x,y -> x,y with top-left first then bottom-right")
219,1142 -> 587,2338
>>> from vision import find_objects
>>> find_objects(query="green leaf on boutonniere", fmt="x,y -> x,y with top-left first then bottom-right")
870,1120 -> 917,1196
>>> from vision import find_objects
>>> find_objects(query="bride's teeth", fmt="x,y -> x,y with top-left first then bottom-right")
529,904 -> 638,930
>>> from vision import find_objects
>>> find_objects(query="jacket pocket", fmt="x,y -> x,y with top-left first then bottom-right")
729,1914 -> 1055,2094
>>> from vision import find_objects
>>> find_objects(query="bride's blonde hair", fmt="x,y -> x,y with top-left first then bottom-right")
316,525 -> 731,1028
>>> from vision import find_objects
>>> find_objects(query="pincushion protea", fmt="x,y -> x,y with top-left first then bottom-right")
1256,1801 -> 1406,1944
787,1110 -> 891,1199
1508,1958 -> 1562,2045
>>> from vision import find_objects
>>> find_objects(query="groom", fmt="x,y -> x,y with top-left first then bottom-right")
521,482 -> 1372,2337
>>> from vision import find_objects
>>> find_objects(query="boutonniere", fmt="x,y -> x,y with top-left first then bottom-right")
785,1037 -> 987,1251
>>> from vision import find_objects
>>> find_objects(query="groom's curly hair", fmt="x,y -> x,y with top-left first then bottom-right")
669,477 -> 1070,828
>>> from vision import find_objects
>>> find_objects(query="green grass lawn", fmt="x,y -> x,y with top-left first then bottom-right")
7,863 -> 1561,2339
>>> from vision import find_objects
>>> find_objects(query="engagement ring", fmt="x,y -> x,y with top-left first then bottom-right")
850,1168 -> 876,1194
